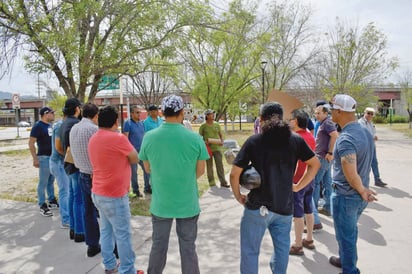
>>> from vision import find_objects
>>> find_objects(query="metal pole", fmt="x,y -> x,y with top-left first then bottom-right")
261,67 -> 265,105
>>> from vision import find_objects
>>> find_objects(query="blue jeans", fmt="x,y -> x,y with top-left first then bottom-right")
37,156 -> 55,206
331,192 -> 367,274
131,160 -> 151,193
371,145 -> 381,180
92,193 -> 136,274
313,157 -> 332,212
148,214 -> 200,274
49,157 -> 69,225
79,172 -> 100,248
240,207 -> 292,274
68,171 -> 85,234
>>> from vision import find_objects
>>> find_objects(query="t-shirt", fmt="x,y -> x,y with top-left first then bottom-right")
315,116 -> 336,158
332,122 -> 374,195
50,120 -> 64,162
293,129 -> 315,183
88,129 -> 135,197
233,132 -> 315,215
199,121 -> 222,152
143,116 -> 163,132
30,120 -> 52,156
123,119 -> 145,151
139,122 -> 210,218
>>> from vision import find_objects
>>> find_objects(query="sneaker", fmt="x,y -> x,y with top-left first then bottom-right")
329,256 -> 342,268
105,269 -> 118,274
40,203 -> 53,217
74,233 -> 85,243
221,182 -> 230,188
137,270 -> 145,274
48,198 -> 59,209
375,178 -> 387,187
60,223 -> 70,229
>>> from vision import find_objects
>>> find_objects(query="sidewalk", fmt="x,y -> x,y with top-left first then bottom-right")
1,126 -> 412,273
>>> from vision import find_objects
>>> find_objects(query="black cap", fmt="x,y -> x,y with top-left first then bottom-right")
64,98 -> 82,110
39,107 -> 54,116
148,105 -> 158,111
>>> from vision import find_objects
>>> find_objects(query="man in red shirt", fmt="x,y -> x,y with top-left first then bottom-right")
289,109 -> 316,256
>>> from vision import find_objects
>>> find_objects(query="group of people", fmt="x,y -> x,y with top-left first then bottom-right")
230,94 -> 383,274
28,93 -> 384,274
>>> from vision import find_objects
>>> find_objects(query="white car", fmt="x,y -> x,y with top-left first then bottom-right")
18,121 -> 31,127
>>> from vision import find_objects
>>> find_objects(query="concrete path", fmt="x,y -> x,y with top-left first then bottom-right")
0,125 -> 411,274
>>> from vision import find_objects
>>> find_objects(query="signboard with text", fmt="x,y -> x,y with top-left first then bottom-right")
98,75 -> 120,90
12,93 -> 20,109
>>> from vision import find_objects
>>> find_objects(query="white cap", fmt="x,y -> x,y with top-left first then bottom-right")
330,94 -> 357,112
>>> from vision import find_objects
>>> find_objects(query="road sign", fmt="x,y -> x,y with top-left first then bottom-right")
12,93 -> 20,109
98,75 -> 120,90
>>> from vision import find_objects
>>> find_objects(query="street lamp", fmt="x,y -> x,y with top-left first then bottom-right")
260,61 -> 267,104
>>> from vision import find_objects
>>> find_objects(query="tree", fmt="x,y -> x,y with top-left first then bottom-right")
399,70 -> 412,128
0,0 -> 210,102
178,0 -> 263,121
317,19 -> 398,106
262,1 -> 320,93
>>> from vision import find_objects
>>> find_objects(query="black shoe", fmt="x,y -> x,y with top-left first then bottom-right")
221,182 -> 230,188
40,203 -> 53,217
144,188 -> 152,194
69,229 -> 74,240
74,234 -> 85,243
87,245 -> 101,257
375,179 -> 387,187
329,256 -> 342,268
48,198 -> 59,209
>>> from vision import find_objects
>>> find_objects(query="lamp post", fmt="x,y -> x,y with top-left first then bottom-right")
260,61 -> 267,104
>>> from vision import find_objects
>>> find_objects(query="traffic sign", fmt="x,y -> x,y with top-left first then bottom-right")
98,75 -> 120,90
12,93 -> 20,109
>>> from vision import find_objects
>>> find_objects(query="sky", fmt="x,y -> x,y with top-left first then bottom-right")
0,0 -> 411,97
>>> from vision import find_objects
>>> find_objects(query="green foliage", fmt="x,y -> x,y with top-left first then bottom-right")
373,115 -> 408,124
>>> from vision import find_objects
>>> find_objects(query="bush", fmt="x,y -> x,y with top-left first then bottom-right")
373,115 -> 408,124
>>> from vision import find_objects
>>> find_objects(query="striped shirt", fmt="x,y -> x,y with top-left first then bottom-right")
69,118 -> 98,174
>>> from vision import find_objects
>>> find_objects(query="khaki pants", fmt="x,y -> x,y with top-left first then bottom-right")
206,150 -> 227,185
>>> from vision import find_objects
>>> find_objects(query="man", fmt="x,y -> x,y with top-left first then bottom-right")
89,105 -> 140,274
328,94 -> 377,274
358,107 -> 387,187
199,109 -> 229,187
313,105 -> 339,217
50,113 -> 70,227
29,106 -> 57,216
230,102 -> 320,274
70,103 -> 101,257
288,109 -> 316,256
139,95 -> 209,274
143,104 -> 163,132
57,97 -> 85,242
123,105 -> 149,197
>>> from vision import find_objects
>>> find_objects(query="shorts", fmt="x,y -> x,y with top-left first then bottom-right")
293,182 -> 314,218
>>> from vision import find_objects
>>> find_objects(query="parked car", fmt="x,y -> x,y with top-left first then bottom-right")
18,121 -> 31,127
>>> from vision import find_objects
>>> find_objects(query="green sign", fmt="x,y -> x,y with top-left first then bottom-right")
98,75 -> 120,90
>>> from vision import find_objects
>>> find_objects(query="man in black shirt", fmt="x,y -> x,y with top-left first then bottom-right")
230,102 -> 320,274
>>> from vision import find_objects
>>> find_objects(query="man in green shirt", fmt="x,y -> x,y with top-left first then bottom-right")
199,109 -> 230,187
139,95 -> 209,274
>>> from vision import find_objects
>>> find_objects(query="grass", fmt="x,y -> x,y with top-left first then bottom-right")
381,123 -> 412,138
0,149 -> 30,156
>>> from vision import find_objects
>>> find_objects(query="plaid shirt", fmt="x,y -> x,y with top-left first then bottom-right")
69,118 -> 98,174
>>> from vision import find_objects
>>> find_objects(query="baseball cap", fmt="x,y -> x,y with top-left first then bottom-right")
329,94 -> 357,112
148,105 -> 159,111
64,98 -> 82,110
161,95 -> 184,113
204,109 -> 215,115
40,107 -> 54,116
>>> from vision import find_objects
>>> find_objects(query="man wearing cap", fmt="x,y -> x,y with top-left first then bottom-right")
358,107 -> 387,187
199,109 -> 229,187
57,97 -> 85,242
143,104 -> 163,132
230,102 -> 320,274
313,104 -> 339,217
29,106 -> 57,217
139,95 -> 209,274
328,94 -> 377,274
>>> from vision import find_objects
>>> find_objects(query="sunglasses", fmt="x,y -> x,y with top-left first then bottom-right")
366,112 -> 374,116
